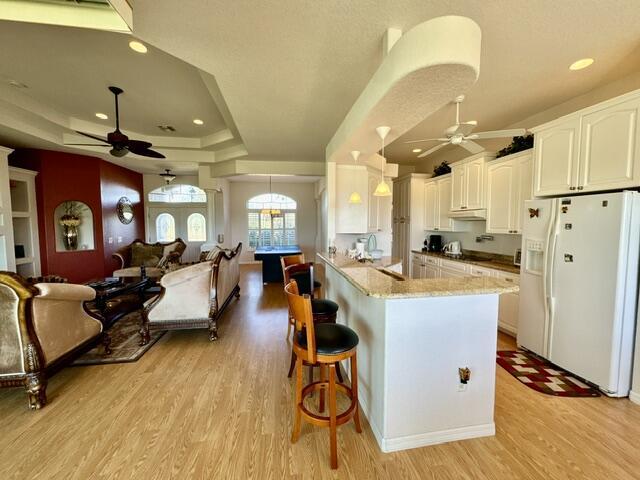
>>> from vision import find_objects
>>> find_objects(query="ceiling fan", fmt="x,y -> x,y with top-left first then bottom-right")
65,86 -> 165,159
405,95 -> 527,158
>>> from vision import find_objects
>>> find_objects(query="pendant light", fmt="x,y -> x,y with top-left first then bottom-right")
261,176 -> 282,217
374,126 -> 392,197
348,150 -> 363,204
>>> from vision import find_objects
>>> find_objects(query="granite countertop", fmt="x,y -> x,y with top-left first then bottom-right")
411,250 -> 521,275
317,252 -> 519,299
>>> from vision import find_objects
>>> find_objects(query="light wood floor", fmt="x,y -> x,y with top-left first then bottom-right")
1,265 -> 640,479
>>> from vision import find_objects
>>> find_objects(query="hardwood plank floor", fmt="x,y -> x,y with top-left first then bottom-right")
1,264 -> 640,479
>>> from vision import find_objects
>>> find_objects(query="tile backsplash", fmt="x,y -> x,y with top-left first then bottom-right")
425,222 -> 521,257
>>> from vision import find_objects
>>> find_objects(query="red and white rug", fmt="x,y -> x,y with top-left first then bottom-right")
496,350 -> 601,397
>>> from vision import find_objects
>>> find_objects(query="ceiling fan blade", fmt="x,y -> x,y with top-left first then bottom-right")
127,139 -> 153,150
404,137 -> 449,144
75,131 -> 110,144
460,140 -> 484,154
467,128 -> 527,140
417,143 -> 448,158
452,121 -> 477,137
128,144 -> 165,158
64,143 -> 110,147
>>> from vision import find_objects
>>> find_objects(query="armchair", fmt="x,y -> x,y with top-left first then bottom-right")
0,272 -> 108,409
141,243 -> 242,344
112,238 -> 186,279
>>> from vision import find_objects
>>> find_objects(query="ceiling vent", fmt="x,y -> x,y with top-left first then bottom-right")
157,125 -> 176,132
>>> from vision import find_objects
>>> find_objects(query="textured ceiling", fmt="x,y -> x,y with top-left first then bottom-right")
128,0 -> 640,164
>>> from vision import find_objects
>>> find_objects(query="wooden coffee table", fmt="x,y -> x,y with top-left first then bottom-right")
87,278 -> 151,329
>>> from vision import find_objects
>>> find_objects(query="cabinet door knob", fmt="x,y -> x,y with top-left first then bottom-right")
569,186 -> 576,191
577,186 -> 584,190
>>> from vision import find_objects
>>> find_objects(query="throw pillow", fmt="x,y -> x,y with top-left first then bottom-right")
131,243 -> 165,267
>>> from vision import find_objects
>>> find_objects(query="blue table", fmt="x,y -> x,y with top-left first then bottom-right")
254,246 -> 302,283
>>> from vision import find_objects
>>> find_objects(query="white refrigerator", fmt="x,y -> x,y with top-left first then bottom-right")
518,191 -> 640,397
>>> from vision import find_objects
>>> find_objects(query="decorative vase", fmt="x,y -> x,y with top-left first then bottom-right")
63,225 -> 78,251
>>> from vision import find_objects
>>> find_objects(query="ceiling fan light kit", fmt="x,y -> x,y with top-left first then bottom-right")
405,94 -> 527,158
159,169 -> 176,184
348,150 -> 363,204
374,126 -> 392,197
66,86 -> 166,159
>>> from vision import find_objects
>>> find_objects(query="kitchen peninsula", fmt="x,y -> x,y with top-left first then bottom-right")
317,252 -> 518,452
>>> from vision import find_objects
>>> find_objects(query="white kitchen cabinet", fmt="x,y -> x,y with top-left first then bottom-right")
486,151 -> 532,234
578,96 -> 640,192
450,154 -> 493,211
532,90 -> 640,196
424,264 -> 439,279
367,173 -> 379,232
336,165 -> 389,234
532,117 -> 580,196
423,180 -> 438,230
413,251 -> 520,335
392,174 -> 429,275
423,174 -> 467,233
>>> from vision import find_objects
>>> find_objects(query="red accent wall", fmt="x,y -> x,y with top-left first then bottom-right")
99,161 -> 144,275
9,149 -> 144,283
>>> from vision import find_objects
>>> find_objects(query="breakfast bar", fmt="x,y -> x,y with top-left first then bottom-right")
317,252 -> 518,453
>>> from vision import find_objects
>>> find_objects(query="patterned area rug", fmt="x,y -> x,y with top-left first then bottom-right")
72,311 -> 165,366
496,350 -> 601,397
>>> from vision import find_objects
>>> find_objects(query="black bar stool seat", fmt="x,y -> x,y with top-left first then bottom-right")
295,323 -> 359,355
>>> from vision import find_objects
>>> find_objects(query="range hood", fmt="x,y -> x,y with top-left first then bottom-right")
448,209 -> 486,220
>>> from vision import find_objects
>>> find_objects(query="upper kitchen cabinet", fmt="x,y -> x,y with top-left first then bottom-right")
578,96 -> 640,192
423,174 -> 468,232
486,151 -> 532,234
532,117 -> 580,196
531,90 -> 640,196
449,153 -> 495,211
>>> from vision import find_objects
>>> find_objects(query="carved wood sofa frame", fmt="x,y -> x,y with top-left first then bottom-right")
0,272 -> 109,410
140,243 -> 242,344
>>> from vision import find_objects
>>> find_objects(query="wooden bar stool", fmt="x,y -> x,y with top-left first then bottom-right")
283,263 -> 343,383
285,280 -> 362,470
281,254 -> 322,298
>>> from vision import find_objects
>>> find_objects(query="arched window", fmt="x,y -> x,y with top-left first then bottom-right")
156,213 -> 176,242
187,213 -> 206,241
148,184 -> 206,203
247,194 -> 297,249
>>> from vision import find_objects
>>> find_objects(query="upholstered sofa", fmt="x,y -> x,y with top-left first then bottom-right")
140,243 -> 242,343
0,272 -> 108,409
113,238 -> 186,279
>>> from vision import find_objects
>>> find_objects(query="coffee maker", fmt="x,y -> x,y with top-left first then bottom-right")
424,234 -> 443,252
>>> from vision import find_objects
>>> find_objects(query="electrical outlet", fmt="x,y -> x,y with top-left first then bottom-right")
458,383 -> 467,392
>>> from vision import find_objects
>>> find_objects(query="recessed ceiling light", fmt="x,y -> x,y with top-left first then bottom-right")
95,113 -> 108,120
193,119 -> 204,125
569,58 -> 594,71
129,40 -> 148,53
412,148 -> 422,153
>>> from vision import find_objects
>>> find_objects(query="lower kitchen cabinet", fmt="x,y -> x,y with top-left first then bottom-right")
411,252 -> 520,335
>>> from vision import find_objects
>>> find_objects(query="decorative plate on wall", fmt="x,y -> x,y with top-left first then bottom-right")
117,197 -> 134,224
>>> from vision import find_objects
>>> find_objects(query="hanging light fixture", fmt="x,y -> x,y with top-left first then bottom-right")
374,126 -> 392,196
159,168 -> 176,185
348,150 -> 362,204
260,176 -> 282,217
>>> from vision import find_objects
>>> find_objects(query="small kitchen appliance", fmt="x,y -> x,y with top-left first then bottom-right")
426,235 -> 443,252
443,241 -> 461,256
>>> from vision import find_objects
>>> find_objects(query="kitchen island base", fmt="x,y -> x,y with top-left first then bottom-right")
319,253 -> 509,453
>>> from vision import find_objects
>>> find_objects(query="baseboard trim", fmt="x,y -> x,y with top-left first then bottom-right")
357,395 -> 384,450
630,390 -> 640,405
380,423 -> 495,453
